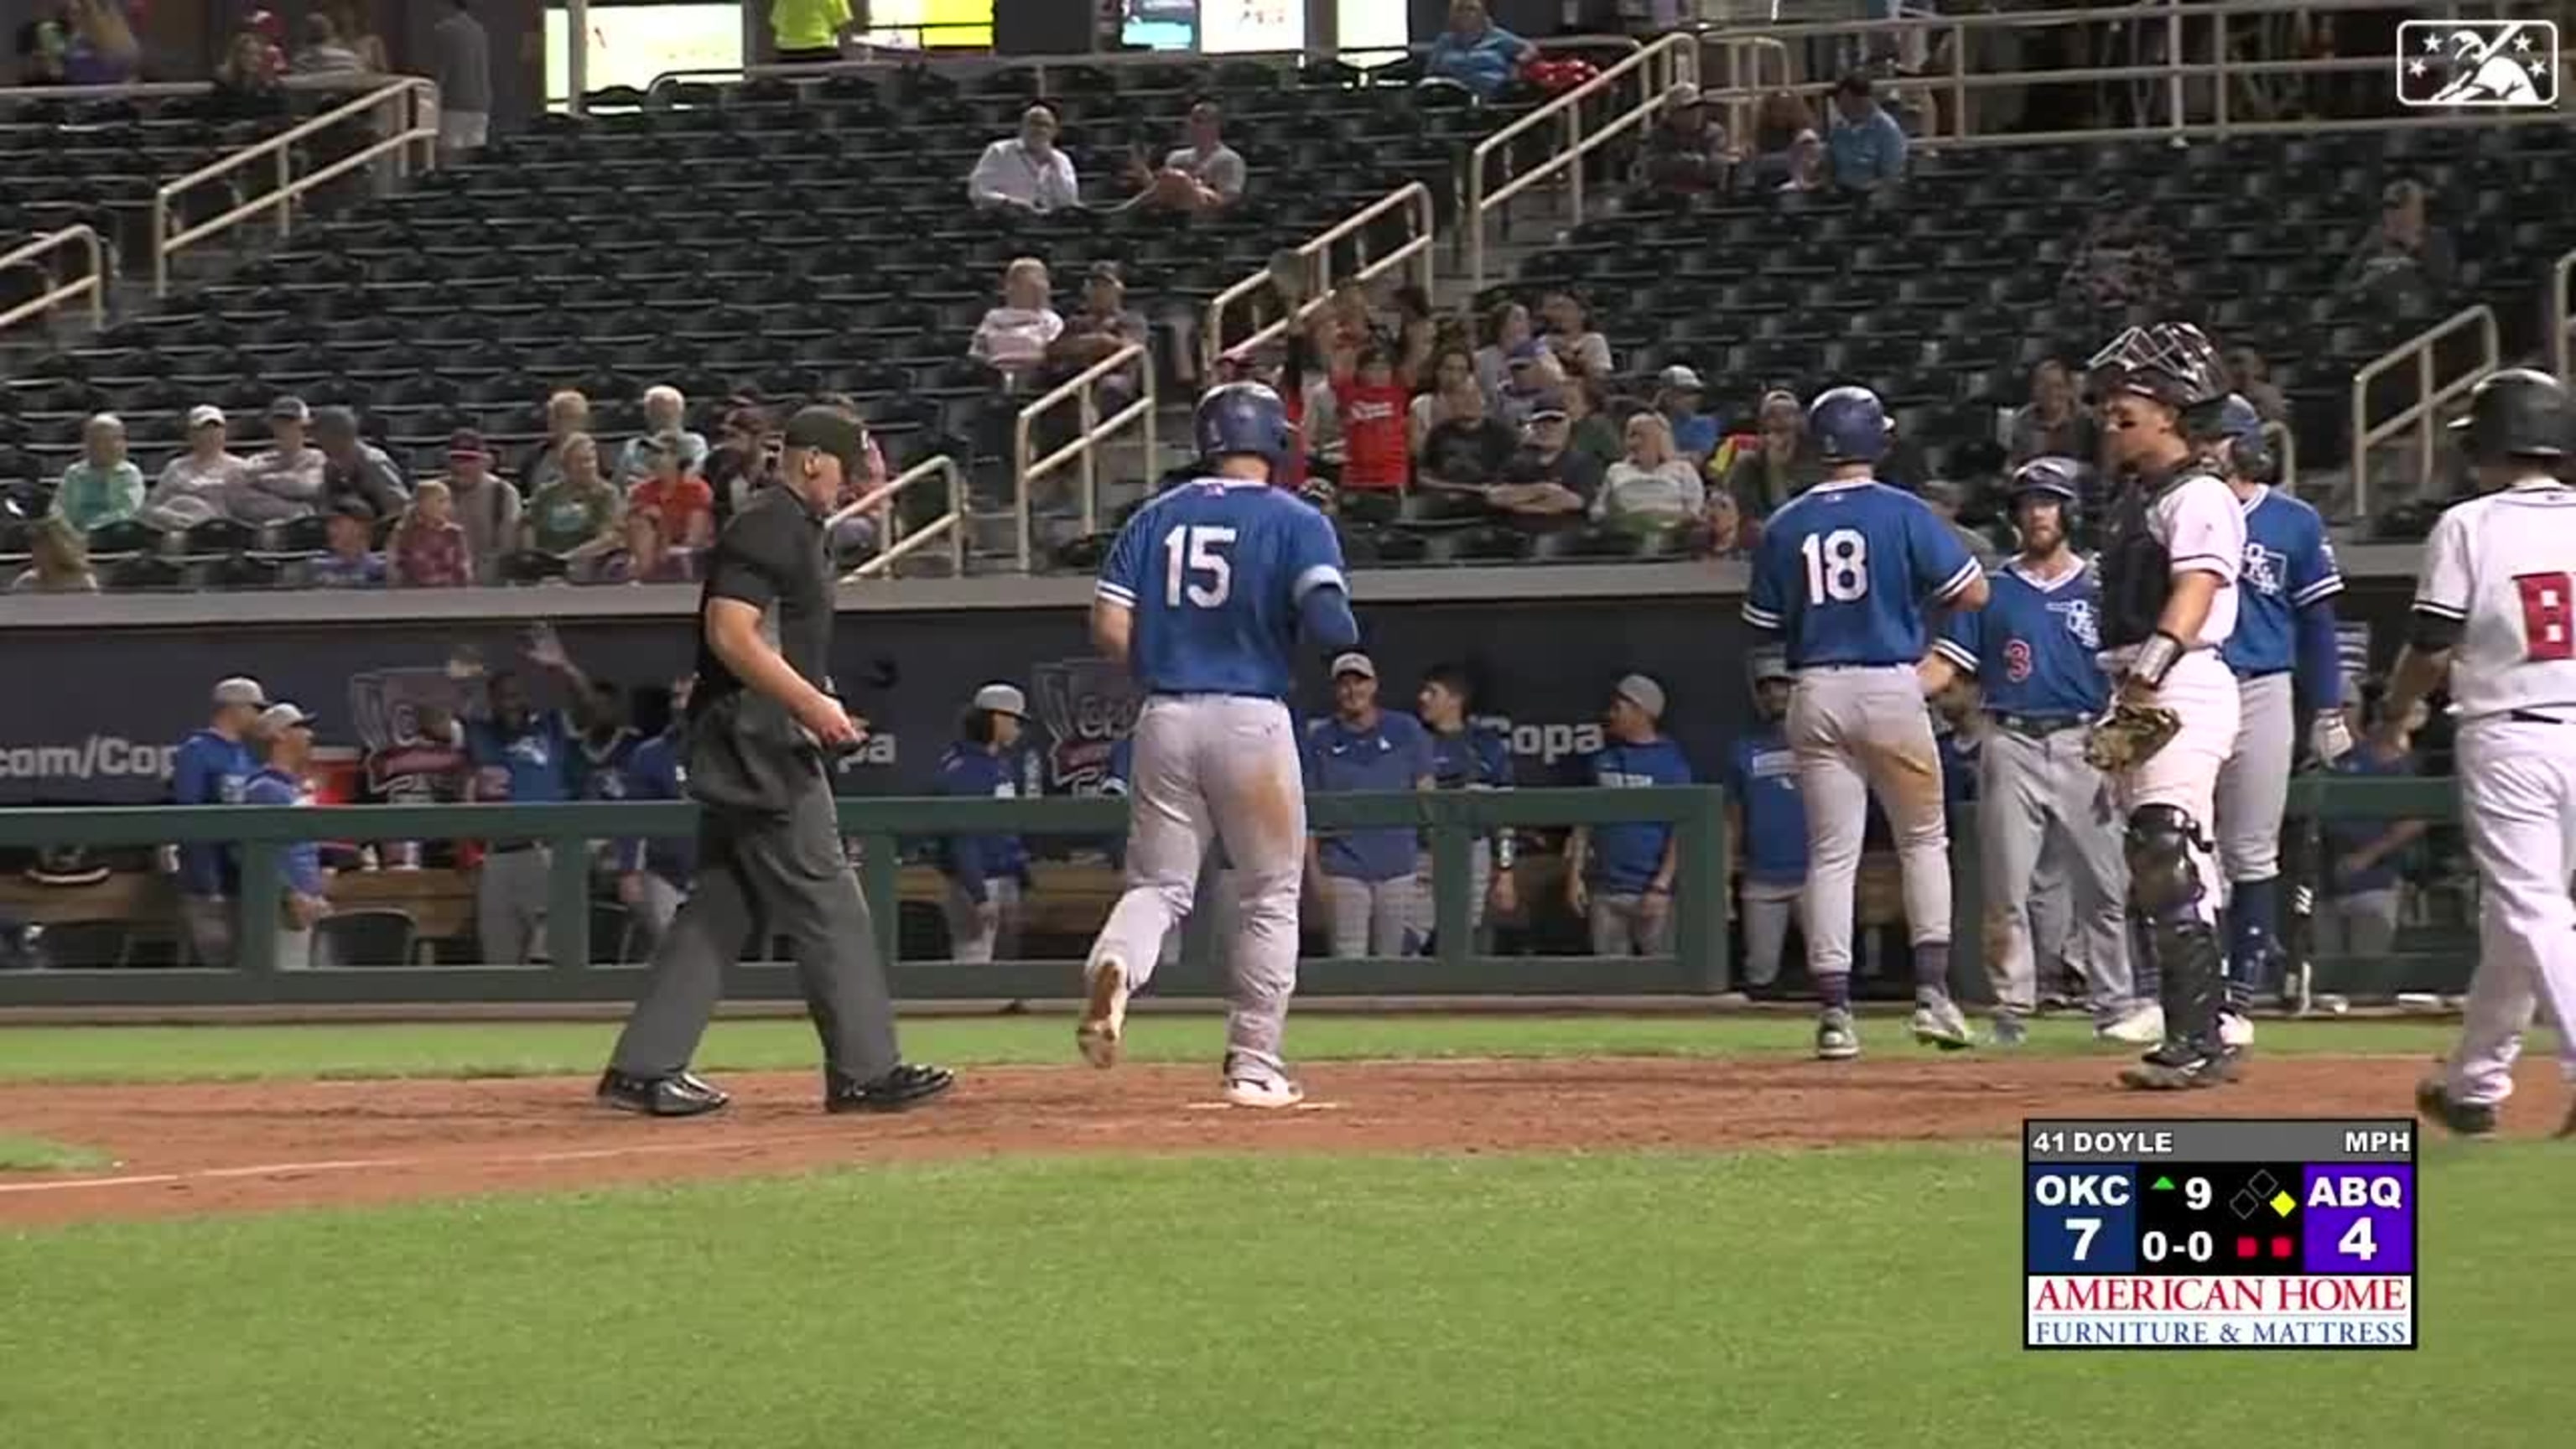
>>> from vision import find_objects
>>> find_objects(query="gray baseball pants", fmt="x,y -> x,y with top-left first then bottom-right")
1979,724 -> 2136,1015
2216,672 -> 2294,883
1789,665 -> 1952,980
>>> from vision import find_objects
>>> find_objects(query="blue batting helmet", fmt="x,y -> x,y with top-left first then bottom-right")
1807,385 -> 1890,464
1193,382 -> 1295,470
2007,454 -> 2084,508
2194,392 -> 2277,485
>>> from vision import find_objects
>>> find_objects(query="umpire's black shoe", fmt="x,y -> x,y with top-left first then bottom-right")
2117,1042 -> 2244,1092
598,1068 -> 730,1118
2415,1078 -> 2500,1138
825,1062 -> 957,1114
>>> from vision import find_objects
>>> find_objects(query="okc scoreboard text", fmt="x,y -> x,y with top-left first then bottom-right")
2023,1118 -> 2417,1350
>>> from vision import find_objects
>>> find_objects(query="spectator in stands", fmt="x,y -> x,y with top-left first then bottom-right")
1493,339 -> 1564,431
231,395 -> 326,524
969,103 -> 1081,215
313,407 -> 411,519
1538,290 -> 1613,382
1565,377 -> 1623,473
1779,129 -> 1828,192
525,434 -> 623,561
1749,88 -> 1817,164
11,517 -> 96,594
214,25 -> 285,101
2006,358 -> 2096,465
309,500 -> 387,588
387,480 -> 474,588
61,0 -> 137,86
14,3 -> 69,84
523,390 -> 591,495
433,1 -> 491,162
1488,394 -> 1601,522
1410,345 -> 1477,456
1703,487 -> 1746,558
1418,383 -> 1519,492
51,413 -> 143,534
771,0 -> 853,65
1304,652 -> 1436,958
1048,262 -> 1150,412
595,506 -> 693,584
704,404 -> 774,522
439,430 -> 519,583
1722,387 -> 1818,519
1473,300 -> 1533,404
292,9 -> 364,74
142,406 -> 249,531
1565,674 -> 1693,957
2337,179 -> 2456,309
1596,413 -> 1705,534
169,676 -> 267,968
627,434 -> 715,550
1129,98 -> 1245,214
1826,72 -> 1908,190
246,702 -> 329,969
615,387 -> 709,484
2059,204 -> 2179,327
2222,345 -> 2292,424
1654,366 -> 1721,464
1425,0 -> 1534,101
1324,337 -> 1413,496
1638,85 -> 1733,198
970,256 -> 1066,383
324,2 -> 387,71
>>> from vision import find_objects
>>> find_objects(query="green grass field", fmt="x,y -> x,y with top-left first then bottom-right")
0,1017 -> 2559,1449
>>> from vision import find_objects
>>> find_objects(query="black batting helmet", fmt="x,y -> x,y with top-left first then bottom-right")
2192,393 -> 2278,486
2085,322 -> 2225,413
2452,368 -> 2572,463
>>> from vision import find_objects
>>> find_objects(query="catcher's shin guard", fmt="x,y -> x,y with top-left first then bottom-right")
2125,803 -> 2225,1052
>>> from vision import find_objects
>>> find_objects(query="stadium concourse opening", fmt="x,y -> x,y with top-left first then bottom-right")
0,1052 -> 2541,1228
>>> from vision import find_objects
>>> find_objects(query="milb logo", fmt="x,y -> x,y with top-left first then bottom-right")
0,736 -> 181,782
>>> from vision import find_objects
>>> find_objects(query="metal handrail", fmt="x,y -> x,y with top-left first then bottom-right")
1201,182 -> 1437,379
2349,304 -> 2498,520
0,226 -> 106,336
151,76 -> 439,297
1699,35 -> 1792,148
1013,343 -> 1158,572
1466,32 -> 1698,293
2553,247 -> 2574,382
2263,419 -> 2299,499
829,455 -> 969,581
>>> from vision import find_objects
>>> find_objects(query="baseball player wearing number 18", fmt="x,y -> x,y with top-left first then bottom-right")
2389,369 -> 2576,1139
1742,386 -> 1989,1062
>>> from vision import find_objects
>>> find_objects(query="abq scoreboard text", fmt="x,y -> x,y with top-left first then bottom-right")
2023,1118 -> 2418,1350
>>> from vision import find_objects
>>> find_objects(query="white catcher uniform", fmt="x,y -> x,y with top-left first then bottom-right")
2106,470 -> 2244,911
2418,475 -> 2576,1112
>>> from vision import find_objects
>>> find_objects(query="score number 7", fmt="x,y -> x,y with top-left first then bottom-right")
2064,1179 -> 2210,1260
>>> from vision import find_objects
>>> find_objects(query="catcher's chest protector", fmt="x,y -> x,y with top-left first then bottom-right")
2096,467 -> 2216,649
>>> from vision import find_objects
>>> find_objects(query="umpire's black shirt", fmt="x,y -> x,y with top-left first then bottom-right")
692,483 -> 834,716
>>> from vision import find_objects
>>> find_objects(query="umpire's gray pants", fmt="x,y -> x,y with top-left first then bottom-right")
477,845 -> 552,965
180,894 -> 234,969
942,875 -> 1024,964
609,778 -> 901,1083
1979,725 -> 2135,1015
1325,873 -> 1417,957
1589,891 -> 1672,957
2318,887 -> 2402,960
1739,880 -> 1802,987
2218,671 -> 2295,883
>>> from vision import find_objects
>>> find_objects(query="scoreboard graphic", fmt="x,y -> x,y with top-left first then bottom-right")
2023,1118 -> 2417,1350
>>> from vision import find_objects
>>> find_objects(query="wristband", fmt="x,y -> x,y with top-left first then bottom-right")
2130,631 -> 2184,688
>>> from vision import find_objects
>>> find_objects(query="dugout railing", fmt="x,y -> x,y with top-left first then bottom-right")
0,787 -> 1730,1009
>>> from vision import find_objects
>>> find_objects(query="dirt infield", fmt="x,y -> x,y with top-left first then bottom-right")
0,1055 -> 2552,1227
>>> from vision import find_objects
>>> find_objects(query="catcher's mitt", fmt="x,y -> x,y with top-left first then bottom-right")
2084,699 -> 2182,772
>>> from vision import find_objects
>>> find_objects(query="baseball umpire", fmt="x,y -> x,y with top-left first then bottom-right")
2083,322 -> 2248,1091
599,406 -> 954,1118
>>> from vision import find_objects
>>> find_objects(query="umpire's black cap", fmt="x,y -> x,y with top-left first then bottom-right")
782,406 -> 867,475
2452,367 -> 2572,462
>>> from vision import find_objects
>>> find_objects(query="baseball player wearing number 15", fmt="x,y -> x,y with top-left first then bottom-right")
1742,385 -> 1989,1062
2389,369 -> 2576,1140
1080,383 -> 1361,1109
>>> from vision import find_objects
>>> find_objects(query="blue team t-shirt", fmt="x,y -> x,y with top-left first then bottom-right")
1306,710 -> 1435,883
1724,728 -> 1806,886
170,727 -> 257,896
467,712 -> 575,803
1581,736 -> 1695,894
242,766 -> 325,898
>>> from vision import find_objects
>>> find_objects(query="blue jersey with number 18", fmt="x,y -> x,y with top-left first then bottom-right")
1097,477 -> 1348,699
1742,477 -> 1981,668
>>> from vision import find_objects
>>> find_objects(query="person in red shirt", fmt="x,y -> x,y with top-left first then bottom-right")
388,479 -> 474,588
1327,340 -> 1412,493
625,434 -> 714,550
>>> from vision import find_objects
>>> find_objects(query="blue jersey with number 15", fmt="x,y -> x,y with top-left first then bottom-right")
1097,477 -> 1348,699
1742,478 -> 1980,668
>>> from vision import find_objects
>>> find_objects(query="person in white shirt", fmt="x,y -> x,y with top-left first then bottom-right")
615,385 -> 710,485
143,404 -> 249,529
968,104 -> 1081,215
1594,412 -> 1704,531
1130,99 -> 1245,213
969,257 -> 1064,379
230,394 -> 328,523
2384,369 -> 2576,1139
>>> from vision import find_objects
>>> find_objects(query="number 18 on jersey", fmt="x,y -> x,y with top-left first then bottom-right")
2023,1118 -> 2418,1350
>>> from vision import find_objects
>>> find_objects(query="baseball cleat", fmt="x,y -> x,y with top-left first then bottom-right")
2414,1078 -> 2499,1138
1223,1074 -> 1306,1109
2117,1043 -> 2243,1091
825,1062 -> 957,1114
2220,1010 -> 2256,1049
1991,1012 -> 2031,1048
1076,956 -> 1130,1068
2097,1002 -> 2165,1046
597,1067 -> 730,1118
1911,996 -> 1976,1052
1815,1007 -> 1861,1062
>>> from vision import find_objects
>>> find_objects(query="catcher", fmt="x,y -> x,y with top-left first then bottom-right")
2082,322 -> 2249,1090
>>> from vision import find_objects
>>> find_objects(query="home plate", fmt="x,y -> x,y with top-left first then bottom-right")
1181,1100 -> 1347,1113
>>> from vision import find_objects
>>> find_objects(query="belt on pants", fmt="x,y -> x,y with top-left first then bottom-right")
1995,714 -> 2088,739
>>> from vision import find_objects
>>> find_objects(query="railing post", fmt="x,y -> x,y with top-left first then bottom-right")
860,830 -> 901,971
1078,386 -> 1100,537
2416,346 -> 2436,496
1430,818 -> 1472,969
277,148 -> 293,238
1013,413 -> 1035,571
1670,789 -> 1729,993
1562,106 -> 1582,230
151,200 -> 169,299
2163,1 -> 2186,144
236,841 -> 282,977
946,460 -> 968,575
547,838 -> 593,972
